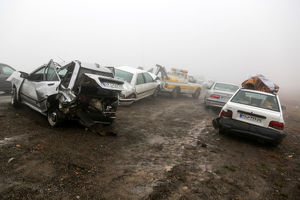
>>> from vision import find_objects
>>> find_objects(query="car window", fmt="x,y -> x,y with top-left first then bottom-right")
143,73 -> 154,83
214,83 -> 239,92
115,69 -> 133,83
136,73 -> 145,85
61,64 -> 75,88
46,67 -> 59,81
29,66 -> 47,81
231,90 -> 280,112
57,68 -> 68,79
2,66 -> 15,75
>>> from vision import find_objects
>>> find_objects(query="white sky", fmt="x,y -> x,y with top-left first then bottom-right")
0,0 -> 299,92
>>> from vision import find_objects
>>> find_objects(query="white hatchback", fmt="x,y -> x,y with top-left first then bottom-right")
213,88 -> 286,145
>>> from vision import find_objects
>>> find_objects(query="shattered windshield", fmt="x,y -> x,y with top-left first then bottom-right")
214,83 -> 239,92
231,90 -> 280,112
115,69 -> 133,83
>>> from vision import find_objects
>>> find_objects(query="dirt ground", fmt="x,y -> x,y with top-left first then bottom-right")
0,93 -> 300,200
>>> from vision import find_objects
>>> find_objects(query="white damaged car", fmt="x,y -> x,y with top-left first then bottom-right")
7,60 -> 123,127
114,66 -> 160,105
213,88 -> 286,146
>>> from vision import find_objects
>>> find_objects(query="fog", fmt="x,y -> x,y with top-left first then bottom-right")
1,0 -> 299,95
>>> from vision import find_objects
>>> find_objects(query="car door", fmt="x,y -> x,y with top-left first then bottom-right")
143,72 -> 156,97
36,60 -> 61,111
21,60 -> 59,111
135,73 -> 146,99
21,65 -> 48,107
0,65 -> 15,92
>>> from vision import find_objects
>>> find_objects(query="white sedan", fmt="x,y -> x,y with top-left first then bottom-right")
114,66 -> 160,104
213,88 -> 286,146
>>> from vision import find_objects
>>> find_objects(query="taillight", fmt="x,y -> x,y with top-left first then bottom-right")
210,94 -> 220,99
220,110 -> 232,118
269,121 -> 284,130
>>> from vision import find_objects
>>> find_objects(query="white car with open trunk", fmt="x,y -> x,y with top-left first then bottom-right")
213,88 -> 286,145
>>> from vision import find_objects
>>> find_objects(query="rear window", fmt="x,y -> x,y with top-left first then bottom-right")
115,69 -> 133,83
231,90 -> 280,112
214,83 -> 239,92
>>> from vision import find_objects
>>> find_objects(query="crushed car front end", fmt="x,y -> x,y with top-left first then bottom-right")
53,61 -> 124,127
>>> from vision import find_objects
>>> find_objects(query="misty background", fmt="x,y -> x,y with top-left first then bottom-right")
1,0 -> 299,97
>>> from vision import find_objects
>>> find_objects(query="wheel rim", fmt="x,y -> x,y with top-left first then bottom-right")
48,111 -> 57,126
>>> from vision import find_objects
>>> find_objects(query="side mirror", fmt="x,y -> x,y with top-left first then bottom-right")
20,71 -> 29,79
281,105 -> 286,111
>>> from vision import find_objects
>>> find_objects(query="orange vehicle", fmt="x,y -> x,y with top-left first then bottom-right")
149,64 -> 202,98
242,74 -> 279,93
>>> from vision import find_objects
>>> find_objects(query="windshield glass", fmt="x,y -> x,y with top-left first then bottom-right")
115,69 -> 133,83
231,90 -> 280,112
214,83 -> 239,92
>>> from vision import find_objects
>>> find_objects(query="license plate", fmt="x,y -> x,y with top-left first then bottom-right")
239,113 -> 262,123
103,82 -> 122,89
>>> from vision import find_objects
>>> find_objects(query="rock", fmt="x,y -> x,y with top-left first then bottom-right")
76,195 -> 80,199
8,157 -> 15,163
182,186 -> 188,190
16,144 -> 21,148
165,166 -> 173,172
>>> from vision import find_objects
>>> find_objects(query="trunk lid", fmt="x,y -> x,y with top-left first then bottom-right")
226,101 -> 281,128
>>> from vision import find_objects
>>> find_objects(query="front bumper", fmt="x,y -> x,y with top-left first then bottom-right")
119,98 -> 135,106
214,117 -> 286,143
205,99 -> 226,108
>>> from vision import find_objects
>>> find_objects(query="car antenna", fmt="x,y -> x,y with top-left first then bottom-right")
57,56 -> 65,63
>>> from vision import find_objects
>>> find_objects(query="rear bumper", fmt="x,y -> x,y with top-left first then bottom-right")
205,99 -> 226,108
215,117 -> 286,143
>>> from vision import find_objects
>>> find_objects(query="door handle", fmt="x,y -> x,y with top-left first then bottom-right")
48,83 -> 55,86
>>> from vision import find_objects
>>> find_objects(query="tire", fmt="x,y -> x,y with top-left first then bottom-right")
171,87 -> 179,98
11,86 -> 19,107
219,128 -> 226,135
47,108 -> 63,127
193,88 -> 201,99
271,140 -> 281,147
152,87 -> 160,99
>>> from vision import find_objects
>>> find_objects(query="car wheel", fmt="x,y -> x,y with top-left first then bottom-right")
171,87 -> 179,98
47,108 -> 63,127
219,128 -> 226,135
193,89 -> 201,99
11,86 -> 19,107
152,87 -> 159,99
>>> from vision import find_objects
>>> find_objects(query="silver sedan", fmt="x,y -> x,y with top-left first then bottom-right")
204,82 -> 239,108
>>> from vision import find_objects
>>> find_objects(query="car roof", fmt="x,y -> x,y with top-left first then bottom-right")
239,88 -> 276,96
214,82 -> 239,87
116,66 -> 146,74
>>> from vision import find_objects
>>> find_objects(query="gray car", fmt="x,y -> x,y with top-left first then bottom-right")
204,82 -> 239,108
0,63 -> 15,93
7,60 -> 123,127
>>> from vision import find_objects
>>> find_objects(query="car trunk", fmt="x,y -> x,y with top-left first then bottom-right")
212,90 -> 234,103
227,102 -> 281,128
